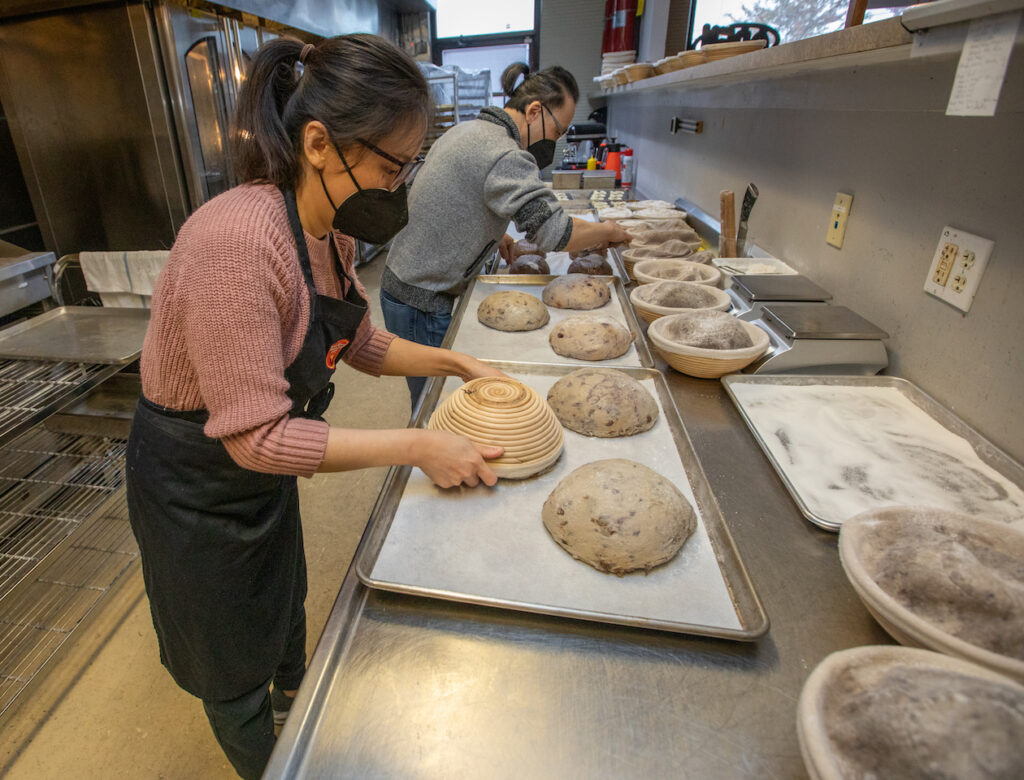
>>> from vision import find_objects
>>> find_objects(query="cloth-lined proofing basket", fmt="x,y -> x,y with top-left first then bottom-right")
630,281 -> 732,323
633,258 -> 722,287
648,313 -> 769,378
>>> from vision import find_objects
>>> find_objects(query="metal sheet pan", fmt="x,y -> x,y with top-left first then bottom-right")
0,307 -> 150,365
357,362 -> 768,641
445,275 -> 654,368
722,375 -> 1024,532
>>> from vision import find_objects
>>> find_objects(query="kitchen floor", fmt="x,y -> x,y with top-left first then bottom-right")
0,256 -> 412,779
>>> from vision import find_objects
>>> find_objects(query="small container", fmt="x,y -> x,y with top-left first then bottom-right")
552,171 -> 583,189
582,170 -> 616,190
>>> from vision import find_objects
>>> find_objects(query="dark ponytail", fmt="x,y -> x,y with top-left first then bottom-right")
233,34 -> 432,187
501,62 -> 579,112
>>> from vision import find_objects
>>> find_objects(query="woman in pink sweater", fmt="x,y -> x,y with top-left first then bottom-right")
126,36 -> 502,779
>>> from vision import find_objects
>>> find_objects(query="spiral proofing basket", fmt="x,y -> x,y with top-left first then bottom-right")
630,280 -> 732,324
428,377 -> 564,479
648,313 -> 770,378
632,258 -> 722,287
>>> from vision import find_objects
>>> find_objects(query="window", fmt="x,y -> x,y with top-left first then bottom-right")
689,0 -> 909,47
434,0 -> 534,38
442,44 -> 531,107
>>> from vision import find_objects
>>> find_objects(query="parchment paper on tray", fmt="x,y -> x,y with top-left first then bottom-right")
446,275 -> 652,368
357,365 -> 768,640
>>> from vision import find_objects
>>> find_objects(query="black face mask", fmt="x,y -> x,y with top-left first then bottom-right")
320,151 -> 409,245
526,108 -> 556,170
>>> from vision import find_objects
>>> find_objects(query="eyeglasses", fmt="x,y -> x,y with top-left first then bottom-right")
543,105 -> 567,138
356,137 -> 425,189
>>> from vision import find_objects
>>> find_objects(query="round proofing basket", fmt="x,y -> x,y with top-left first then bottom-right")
624,63 -> 655,82
839,506 -> 1024,682
648,314 -> 769,378
428,377 -> 564,479
797,645 -> 1024,780
611,68 -> 629,86
630,281 -> 732,324
632,258 -> 722,287
653,56 -> 686,75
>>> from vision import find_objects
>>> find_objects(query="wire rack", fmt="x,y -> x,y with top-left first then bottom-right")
0,359 -> 121,449
0,426 -> 132,719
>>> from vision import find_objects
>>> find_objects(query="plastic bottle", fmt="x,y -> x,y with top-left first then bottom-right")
621,147 -> 634,188
586,156 -> 598,170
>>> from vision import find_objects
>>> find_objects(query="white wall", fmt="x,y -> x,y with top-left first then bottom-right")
608,41 -> 1024,461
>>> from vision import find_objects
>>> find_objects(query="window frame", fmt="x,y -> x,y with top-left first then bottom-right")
430,0 -> 541,72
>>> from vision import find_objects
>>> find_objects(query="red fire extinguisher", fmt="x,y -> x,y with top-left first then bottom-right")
610,0 -> 638,53
602,0 -> 614,54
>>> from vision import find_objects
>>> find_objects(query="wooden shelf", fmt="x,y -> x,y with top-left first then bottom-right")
593,18 -> 918,99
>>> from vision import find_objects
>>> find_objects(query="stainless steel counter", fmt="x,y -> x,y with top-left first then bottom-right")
266,370 -> 892,779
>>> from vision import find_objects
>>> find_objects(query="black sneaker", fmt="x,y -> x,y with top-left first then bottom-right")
271,686 -> 295,726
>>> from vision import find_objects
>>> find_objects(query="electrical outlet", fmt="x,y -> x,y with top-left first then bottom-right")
923,226 -> 994,313
826,192 -> 853,249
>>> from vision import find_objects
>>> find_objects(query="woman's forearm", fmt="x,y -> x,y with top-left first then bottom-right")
564,218 -> 631,254
378,336 -> 475,378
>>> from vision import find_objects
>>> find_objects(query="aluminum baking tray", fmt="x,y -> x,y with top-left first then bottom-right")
722,375 -> 1024,532
0,307 -> 150,365
357,362 -> 768,640
445,275 -> 653,368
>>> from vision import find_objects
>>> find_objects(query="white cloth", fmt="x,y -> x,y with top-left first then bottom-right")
80,251 -> 168,297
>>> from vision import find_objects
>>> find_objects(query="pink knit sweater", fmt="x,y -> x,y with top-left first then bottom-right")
141,184 -> 396,477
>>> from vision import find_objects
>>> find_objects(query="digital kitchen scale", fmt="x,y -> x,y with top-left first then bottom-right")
728,275 -> 832,321
746,304 -> 890,375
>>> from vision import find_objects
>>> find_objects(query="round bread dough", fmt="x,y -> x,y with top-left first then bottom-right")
569,246 -> 608,260
511,239 -> 545,260
626,240 -> 697,259
508,254 -> 550,274
541,459 -> 696,575
634,280 -> 721,309
635,207 -> 683,220
547,368 -> 658,437
542,274 -> 611,310
549,316 -> 632,361
630,227 -> 701,246
477,290 -> 550,332
660,310 -> 753,349
597,207 -> 632,220
568,253 -> 613,275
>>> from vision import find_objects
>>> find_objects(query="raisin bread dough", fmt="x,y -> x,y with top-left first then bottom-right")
660,310 -> 753,349
542,274 -> 611,309
549,316 -> 632,360
477,290 -> 550,332
541,459 -> 696,575
547,368 -> 658,437
508,254 -> 550,275
568,253 -> 613,275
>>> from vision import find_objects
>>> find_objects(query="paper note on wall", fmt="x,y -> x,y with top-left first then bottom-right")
946,10 -> 1022,116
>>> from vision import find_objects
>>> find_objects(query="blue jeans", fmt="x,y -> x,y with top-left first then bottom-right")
380,290 -> 452,405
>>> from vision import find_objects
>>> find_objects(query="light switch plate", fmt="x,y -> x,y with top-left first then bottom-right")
826,192 -> 853,248
923,226 -> 994,313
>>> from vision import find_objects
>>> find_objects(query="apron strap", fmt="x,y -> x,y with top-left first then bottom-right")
281,188 -> 317,297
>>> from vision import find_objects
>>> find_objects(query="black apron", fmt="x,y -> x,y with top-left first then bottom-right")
126,188 -> 367,701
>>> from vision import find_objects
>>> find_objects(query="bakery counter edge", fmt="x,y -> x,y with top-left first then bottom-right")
265,369 -> 892,779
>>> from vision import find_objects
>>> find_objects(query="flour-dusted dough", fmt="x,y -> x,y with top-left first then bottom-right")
660,310 -> 753,349
568,253 -> 613,275
508,254 -> 550,274
634,280 -> 721,310
541,459 -> 696,575
597,207 -> 632,220
549,316 -> 632,361
547,368 -> 658,437
625,240 -> 697,259
477,290 -> 550,332
542,274 -> 611,309
635,207 -> 684,220
510,239 -> 545,260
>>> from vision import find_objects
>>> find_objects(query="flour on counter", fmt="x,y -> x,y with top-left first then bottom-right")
729,384 -> 1024,528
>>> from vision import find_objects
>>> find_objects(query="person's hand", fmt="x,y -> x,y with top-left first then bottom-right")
498,233 -> 516,264
416,430 -> 503,488
453,354 -> 509,383
604,222 -> 632,247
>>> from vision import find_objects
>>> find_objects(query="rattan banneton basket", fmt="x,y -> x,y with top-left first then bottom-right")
648,313 -> 769,378
630,280 -> 732,324
428,377 -> 564,479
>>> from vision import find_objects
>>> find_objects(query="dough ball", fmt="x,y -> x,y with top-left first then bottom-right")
569,246 -> 608,260
542,274 -> 612,310
549,316 -> 632,361
511,239 -> 545,260
630,227 -> 702,246
508,254 -> 550,275
635,280 -> 720,309
598,207 -> 632,220
477,291 -> 550,332
568,254 -> 613,275
661,311 -> 753,349
547,368 -> 658,437
542,459 -> 696,575
627,240 -> 697,259
635,207 -> 683,220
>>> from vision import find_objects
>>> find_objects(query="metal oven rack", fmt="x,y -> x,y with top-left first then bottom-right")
0,355 -> 136,721
0,426 -> 132,721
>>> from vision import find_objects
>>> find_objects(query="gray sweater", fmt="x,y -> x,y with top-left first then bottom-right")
382,106 -> 573,314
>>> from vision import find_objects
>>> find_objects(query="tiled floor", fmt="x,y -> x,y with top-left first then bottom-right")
0,256 -> 412,778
